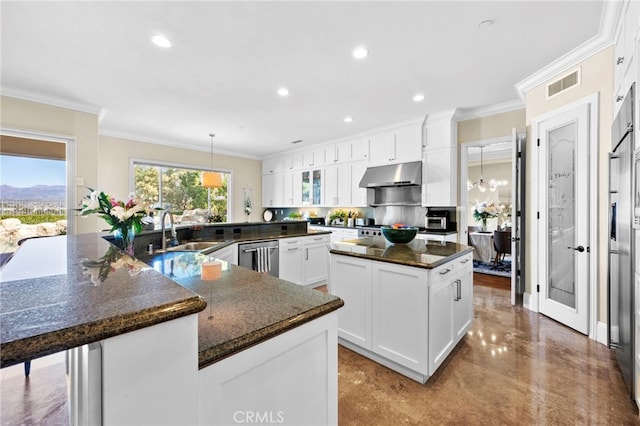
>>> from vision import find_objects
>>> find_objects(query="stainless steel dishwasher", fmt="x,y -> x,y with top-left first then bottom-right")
238,240 -> 279,277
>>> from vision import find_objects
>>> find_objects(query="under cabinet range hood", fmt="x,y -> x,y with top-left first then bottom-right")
358,161 -> 422,188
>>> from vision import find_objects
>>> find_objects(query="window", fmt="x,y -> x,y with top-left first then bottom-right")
133,161 -> 229,225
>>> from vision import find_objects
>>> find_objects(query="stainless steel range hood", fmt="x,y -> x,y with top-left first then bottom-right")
358,161 -> 422,188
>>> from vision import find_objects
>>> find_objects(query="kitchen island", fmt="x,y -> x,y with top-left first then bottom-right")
0,233 -> 343,425
328,237 -> 473,383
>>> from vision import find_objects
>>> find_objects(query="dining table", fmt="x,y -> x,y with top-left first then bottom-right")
469,231 -> 497,263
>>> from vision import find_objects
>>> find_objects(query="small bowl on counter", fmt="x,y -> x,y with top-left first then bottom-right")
381,226 -> 418,244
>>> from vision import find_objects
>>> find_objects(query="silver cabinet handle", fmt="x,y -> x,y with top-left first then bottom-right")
461,258 -> 470,264
439,268 -> 451,275
305,248 -> 309,260
288,248 -> 299,251
454,279 -> 461,301
313,237 -> 324,241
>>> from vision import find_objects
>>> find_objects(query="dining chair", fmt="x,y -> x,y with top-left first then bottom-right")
493,230 -> 512,266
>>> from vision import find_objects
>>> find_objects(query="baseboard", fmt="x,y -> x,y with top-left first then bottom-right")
523,292 -> 534,311
596,321 -> 608,346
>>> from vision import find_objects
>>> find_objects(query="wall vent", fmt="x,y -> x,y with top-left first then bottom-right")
547,68 -> 580,99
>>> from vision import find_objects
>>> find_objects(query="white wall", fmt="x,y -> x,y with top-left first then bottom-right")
98,135 -> 262,223
1,96 -> 264,230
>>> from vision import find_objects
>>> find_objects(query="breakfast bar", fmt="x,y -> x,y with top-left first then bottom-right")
0,233 -> 343,425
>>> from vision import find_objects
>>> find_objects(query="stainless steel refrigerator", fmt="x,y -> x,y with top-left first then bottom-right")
609,82 -> 635,399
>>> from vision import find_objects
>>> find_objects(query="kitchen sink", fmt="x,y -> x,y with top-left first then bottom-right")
163,241 -> 224,254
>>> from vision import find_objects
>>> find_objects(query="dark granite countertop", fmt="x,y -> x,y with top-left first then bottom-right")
329,237 -> 473,269
142,251 -> 343,369
0,234 -> 207,368
1,229 -> 342,370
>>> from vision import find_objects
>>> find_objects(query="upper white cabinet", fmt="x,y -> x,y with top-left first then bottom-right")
282,153 -> 303,171
324,163 -> 351,206
325,141 -> 351,164
262,157 -> 283,174
368,123 -> 422,166
262,172 -> 284,207
613,0 -> 638,116
423,147 -> 457,207
303,146 -> 326,168
350,162 -> 368,207
351,138 -> 370,161
422,110 -> 459,207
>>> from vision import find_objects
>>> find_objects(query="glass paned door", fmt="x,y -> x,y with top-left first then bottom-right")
547,122 -> 577,308
537,102 -> 590,335
301,171 -> 310,205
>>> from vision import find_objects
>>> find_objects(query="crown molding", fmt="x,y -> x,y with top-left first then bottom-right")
514,0 -> 621,98
99,130 -> 263,161
1,86 -> 105,116
457,99 -> 525,121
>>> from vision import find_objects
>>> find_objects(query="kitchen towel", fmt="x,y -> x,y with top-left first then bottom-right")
256,247 -> 264,273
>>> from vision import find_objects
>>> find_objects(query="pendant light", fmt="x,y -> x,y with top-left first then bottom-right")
469,146 -> 489,192
202,133 -> 222,188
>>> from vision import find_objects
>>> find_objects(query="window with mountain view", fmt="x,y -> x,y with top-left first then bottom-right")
133,161 -> 229,225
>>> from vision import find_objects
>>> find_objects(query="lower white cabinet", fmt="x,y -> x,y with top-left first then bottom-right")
211,243 -> 238,265
330,255 -> 372,348
303,235 -> 330,286
372,262 -> 429,374
279,234 -> 330,287
279,238 -> 304,284
328,227 -> 359,243
329,251 -> 473,383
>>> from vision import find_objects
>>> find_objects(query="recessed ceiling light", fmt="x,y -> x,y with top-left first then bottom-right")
151,34 -> 172,48
277,87 -> 289,97
352,46 -> 368,60
344,116 -> 354,123
413,93 -> 425,102
478,19 -> 493,29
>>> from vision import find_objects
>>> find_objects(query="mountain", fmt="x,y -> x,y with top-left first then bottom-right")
0,184 -> 66,200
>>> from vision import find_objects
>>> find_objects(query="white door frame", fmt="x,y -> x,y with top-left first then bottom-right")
530,93 -> 599,341
0,127 -> 77,235
460,133 -> 523,304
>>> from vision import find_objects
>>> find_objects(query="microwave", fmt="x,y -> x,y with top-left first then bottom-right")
425,216 -> 447,231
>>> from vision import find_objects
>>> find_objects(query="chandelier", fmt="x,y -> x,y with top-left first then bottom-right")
202,133 -> 222,188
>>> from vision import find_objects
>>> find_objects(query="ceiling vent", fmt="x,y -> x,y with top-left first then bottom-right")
547,68 -> 580,99
290,139 -> 303,144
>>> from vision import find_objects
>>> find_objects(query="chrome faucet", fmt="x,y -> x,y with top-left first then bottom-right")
161,211 -> 178,250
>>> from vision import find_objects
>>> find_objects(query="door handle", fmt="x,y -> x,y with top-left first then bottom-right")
511,237 -> 520,242
567,245 -> 585,252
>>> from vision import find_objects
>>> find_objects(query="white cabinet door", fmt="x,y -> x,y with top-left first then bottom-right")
329,255 -> 372,349
279,239 -> 303,284
282,153 -> 303,171
324,163 -> 351,206
262,173 -> 275,207
422,147 -> 457,207
350,162 -> 368,207
326,141 -> 351,164
428,276 -> 455,375
393,124 -> 422,163
368,131 -> 395,165
211,243 -> 238,265
350,137 -> 370,162
371,262 -> 429,373
303,146 -> 326,168
282,171 -> 295,206
303,235 -> 330,286
453,269 -> 473,340
262,157 -> 283,174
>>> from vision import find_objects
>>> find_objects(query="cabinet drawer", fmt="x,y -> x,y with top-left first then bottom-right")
429,253 -> 471,284
304,234 -> 330,245
280,238 -> 302,248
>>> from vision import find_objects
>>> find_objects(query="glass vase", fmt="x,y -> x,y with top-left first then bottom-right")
113,224 -> 135,256
481,218 -> 487,232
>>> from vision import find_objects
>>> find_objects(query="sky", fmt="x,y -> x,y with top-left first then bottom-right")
1,155 -> 66,187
